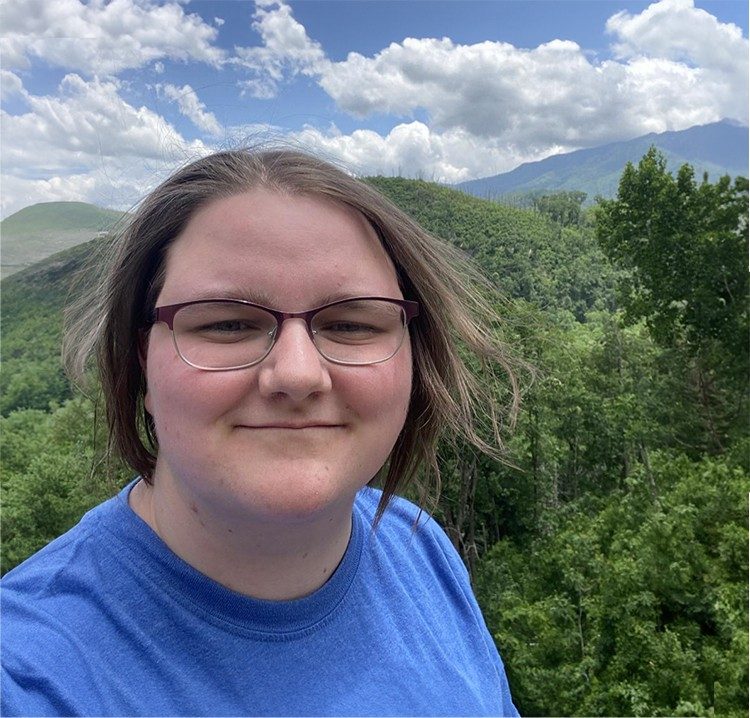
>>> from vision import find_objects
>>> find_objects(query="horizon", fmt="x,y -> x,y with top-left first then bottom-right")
3,118 -> 746,219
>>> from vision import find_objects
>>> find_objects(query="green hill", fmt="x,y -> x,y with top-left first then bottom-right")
0,201 -> 124,279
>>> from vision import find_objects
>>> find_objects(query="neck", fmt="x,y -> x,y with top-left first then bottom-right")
129,477 -> 354,601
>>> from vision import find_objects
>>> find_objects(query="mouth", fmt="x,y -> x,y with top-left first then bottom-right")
236,424 -> 344,430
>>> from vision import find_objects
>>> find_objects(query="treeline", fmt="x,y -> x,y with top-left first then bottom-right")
1,149 -> 747,716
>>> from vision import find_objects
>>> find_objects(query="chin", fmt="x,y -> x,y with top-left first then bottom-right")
222,462 -> 365,524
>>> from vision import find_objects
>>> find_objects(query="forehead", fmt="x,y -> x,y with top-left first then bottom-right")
159,189 -> 402,307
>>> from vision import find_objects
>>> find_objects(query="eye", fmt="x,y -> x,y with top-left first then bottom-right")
199,319 -> 260,334
315,320 -> 385,345
173,302 -> 277,345
321,321 -> 380,334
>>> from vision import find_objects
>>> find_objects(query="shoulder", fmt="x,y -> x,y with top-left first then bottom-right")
2,501 -> 102,592
355,486 -> 472,587
353,488 -> 519,716
1,492 -> 131,656
1,491 -> 139,715
1,493 -> 119,628
357,487 -> 460,544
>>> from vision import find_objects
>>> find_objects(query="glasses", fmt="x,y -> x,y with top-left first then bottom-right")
151,297 -> 420,371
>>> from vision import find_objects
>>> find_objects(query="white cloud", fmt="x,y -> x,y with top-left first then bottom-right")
288,122 -> 543,183
233,0 -> 326,98
317,31 -> 745,145
214,17 -> 225,27
236,0 -> 747,150
1,74 -> 211,217
1,172 -> 100,216
1,70 -> 26,101
158,83 -> 223,136
154,61 -> 165,74
607,0 -> 747,71
0,0 -> 224,76
606,0 -> 748,125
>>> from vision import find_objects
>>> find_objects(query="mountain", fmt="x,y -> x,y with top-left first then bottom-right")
456,120 -> 749,203
0,201 -> 124,279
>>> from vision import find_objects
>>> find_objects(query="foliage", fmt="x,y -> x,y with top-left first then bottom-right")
0,240 -> 97,414
596,147 -> 748,360
596,149 -> 749,453
1,396 -> 131,573
533,191 -> 588,227
369,177 -> 619,320
476,452 -> 748,717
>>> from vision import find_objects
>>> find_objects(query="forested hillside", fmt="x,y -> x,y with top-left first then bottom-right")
1,151 -> 747,717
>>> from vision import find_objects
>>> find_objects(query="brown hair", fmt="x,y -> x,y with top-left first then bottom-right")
64,147 -> 521,521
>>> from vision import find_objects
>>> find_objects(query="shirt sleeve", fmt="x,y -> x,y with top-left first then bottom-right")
426,516 -> 521,717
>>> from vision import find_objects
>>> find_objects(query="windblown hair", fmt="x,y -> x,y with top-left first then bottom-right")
64,147 -> 521,521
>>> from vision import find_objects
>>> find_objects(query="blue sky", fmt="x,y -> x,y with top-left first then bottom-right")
1,0 -> 747,217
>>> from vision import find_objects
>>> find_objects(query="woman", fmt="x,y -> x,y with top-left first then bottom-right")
1,148 -> 520,716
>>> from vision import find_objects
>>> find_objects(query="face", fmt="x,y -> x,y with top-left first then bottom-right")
144,189 -> 412,524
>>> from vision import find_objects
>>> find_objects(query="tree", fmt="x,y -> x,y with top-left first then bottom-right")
533,191 -> 588,227
595,148 -> 748,359
595,149 -> 748,451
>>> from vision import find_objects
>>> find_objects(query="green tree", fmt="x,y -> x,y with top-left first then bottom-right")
477,452 -> 748,717
595,149 -> 748,451
1,397 -> 130,574
595,148 -> 748,359
533,191 -> 588,227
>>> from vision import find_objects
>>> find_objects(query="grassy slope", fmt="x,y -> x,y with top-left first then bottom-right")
1,202 -> 124,278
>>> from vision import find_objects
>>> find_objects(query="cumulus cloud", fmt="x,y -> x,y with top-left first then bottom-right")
607,0 -> 747,71
606,0 -> 748,125
0,0 -> 224,75
1,70 -> 26,101
317,28 -> 746,146
1,74 -> 211,216
237,0 -> 747,153
1,173 -> 101,216
158,84 -> 223,136
288,122 -> 540,183
233,0 -> 326,98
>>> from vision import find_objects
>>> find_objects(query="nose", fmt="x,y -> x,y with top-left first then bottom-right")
257,318 -> 332,401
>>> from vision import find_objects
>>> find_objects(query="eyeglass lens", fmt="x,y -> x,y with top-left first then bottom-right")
170,299 -> 408,369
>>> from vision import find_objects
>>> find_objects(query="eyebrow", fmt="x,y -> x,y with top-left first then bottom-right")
185,287 -> 276,306
179,288 -> 387,309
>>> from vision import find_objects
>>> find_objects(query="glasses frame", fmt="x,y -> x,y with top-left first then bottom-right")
151,296 -> 420,371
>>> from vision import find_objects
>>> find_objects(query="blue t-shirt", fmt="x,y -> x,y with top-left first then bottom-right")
1,482 -> 518,716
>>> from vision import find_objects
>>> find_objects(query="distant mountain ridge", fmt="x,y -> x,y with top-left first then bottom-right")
456,120 -> 749,202
0,201 -> 124,279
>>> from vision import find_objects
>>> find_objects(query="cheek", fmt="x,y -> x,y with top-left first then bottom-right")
348,347 -> 412,430
144,338 -> 250,435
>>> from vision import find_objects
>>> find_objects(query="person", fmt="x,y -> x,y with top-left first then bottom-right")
1,148 -> 520,716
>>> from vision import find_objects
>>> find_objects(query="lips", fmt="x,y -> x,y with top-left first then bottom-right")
237,423 -> 343,430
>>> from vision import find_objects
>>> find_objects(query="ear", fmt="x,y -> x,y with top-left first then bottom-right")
138,329 -> 154,415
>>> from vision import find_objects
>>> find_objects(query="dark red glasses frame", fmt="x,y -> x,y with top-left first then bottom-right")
152,296 -> 420,332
